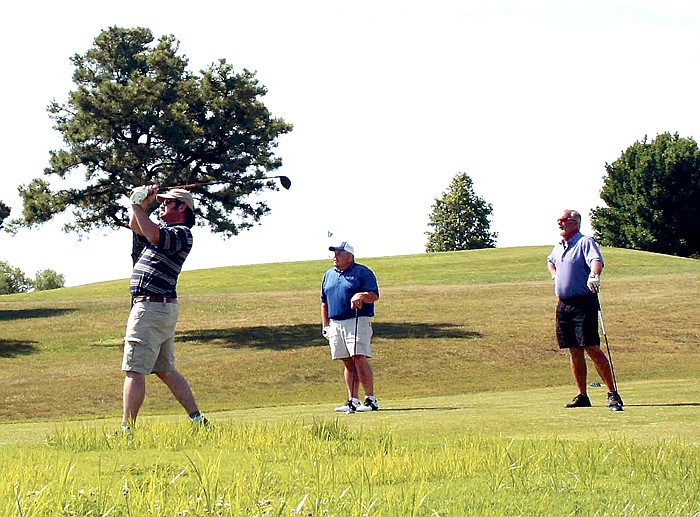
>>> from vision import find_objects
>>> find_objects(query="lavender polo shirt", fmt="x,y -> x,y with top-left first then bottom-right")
547,232 -> 604,300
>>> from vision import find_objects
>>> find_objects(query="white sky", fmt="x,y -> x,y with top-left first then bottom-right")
2,1 -> 700,286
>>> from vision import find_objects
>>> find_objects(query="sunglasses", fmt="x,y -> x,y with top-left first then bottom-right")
557,217 -> 576,224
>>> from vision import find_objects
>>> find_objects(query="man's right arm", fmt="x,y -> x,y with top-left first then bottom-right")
130,186 -> 160,244
321,302 -> 330,339
131,206 -> 160,244
321,302 -> 330,328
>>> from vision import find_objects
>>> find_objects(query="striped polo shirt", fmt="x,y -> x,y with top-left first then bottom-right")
130,225 -> 193,298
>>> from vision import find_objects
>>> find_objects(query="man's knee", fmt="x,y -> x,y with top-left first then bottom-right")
155,370 -> 179,381
354,355 -> 370,366
125,370 -> 145,381
569,347 -> 585,359
585,346 -> 604,357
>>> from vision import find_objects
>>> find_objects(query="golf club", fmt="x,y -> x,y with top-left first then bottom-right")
596,293 -> 622,412
345,308 -> 360,414
129,175 -> 291,205
168,175 -> 292,190
127,174 -> 291,263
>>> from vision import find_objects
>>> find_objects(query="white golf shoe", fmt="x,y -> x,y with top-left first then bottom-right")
334,399 -> 359,413
356,397 -> 379,412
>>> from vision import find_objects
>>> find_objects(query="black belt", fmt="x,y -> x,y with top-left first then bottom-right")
132,296 -> 178,304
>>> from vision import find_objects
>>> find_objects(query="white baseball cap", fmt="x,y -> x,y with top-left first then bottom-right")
329,242 -> 354,255
156,189 -> 195,211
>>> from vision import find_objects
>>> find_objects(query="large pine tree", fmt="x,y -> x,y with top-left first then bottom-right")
15,26 -> 292,239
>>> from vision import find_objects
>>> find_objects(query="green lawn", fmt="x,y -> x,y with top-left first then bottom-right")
1,246 -> 699,515
1,246 -> 698,423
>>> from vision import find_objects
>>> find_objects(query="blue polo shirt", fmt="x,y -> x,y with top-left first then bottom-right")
547,232 -> 603,300
321,262 -> 379,320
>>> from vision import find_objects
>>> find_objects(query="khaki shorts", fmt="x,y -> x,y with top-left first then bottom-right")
122,301 -> 179,374
328,317 -> 373,360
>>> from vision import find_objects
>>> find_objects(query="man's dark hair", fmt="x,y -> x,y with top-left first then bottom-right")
173,200 -> 196,228
183,207 -> 195,228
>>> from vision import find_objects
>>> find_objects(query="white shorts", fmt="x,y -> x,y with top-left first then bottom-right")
328,317 -> 373,360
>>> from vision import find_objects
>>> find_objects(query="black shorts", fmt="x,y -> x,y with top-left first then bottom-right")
556,294 -> 600,349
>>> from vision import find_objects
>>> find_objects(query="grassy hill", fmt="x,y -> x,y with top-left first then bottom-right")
1,246 -> 699,423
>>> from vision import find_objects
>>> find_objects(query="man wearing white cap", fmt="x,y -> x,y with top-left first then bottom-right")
121,186 -> 206,430
321,242 -> 380,413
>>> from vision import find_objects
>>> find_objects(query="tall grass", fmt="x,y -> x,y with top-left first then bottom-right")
1,420 -> 698,515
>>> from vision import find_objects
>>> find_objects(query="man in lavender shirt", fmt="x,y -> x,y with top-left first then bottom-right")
547,209 -> 623,409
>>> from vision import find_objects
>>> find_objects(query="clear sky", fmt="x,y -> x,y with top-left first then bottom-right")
2,1 -> 700,286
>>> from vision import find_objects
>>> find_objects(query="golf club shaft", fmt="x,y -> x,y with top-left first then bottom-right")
596,294 -> 618,393
351,309 -> 359,401
167,182 -> 213,189
167,175 -> 291,190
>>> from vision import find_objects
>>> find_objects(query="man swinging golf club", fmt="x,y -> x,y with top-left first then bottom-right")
121,186 -> 207,430
547,210 -> 623,411
321,242 -> 380,413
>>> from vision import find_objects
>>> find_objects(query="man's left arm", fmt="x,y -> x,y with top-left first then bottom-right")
587,259 -> 603,292
350,268 -> 379,309
350,291 -> 379,309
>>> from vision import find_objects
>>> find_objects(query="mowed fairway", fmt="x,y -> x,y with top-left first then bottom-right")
1,247 -> 699,515
1,246 -> 699,422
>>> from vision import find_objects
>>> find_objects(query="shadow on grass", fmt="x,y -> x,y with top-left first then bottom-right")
626,403 -> 700,408
0,308 -> 77,321
378,406 -> 465,412
376,322 -> 481,340
0,339 -> 38,358
178,322 -> 482,351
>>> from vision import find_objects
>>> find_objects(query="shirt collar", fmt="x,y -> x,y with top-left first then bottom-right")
560,231 -> 582,248
334,261 -> 356,274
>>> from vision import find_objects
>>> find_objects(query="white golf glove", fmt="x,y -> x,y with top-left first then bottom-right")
587,273 -> 601,293
129,186 -> 149,204
322,326 -> 330,340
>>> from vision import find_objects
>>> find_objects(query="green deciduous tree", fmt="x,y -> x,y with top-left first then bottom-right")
14,26 -> 292,239
34,269 -> 66,291
591,132 -> 700,258
0,262 -> 33,295
425,172 -> 497,252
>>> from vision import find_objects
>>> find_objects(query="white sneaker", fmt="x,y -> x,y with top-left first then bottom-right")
334,399 -> 359,413
356,397 -> 379,412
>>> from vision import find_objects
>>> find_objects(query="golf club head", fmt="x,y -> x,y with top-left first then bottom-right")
278,175 -> 291,190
